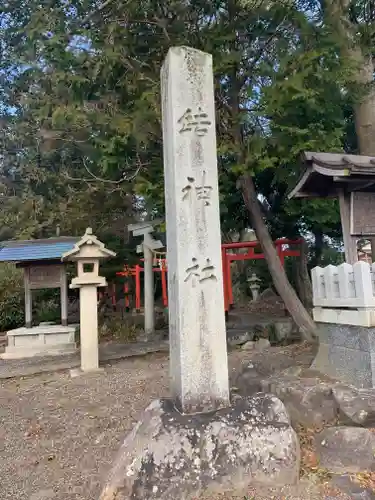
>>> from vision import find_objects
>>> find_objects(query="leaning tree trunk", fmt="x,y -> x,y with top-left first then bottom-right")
293,240 -> 313,310
239,174 -> 317,342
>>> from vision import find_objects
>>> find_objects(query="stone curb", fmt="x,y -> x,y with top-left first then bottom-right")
0,341 -> 169,380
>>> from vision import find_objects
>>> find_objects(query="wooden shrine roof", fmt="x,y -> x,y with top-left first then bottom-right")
288,152 -> 375,199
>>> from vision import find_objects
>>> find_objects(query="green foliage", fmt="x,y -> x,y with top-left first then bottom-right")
0,264 -> 25,331
33,289 -> 61,324
0,0 -> 362,266
99,317 -> 138,343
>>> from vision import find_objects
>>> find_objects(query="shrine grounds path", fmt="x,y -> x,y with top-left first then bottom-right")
0,345 -> 350,500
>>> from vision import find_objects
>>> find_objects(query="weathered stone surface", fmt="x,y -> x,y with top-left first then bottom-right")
316,427 -> 375,474
234,345 -> 316,398
312,322 -> 375,388
255,338 -> 271,351
241,339 -> 271,352
280,366 -> 303,377
99,395 -> 300,500
30,489 -> 55,500
234,362 -> 268,395
241,341 -> 256,350
261,375 -> 337,426
333,384 -> 375,426
227,329 -> 252,347
330,474 -> 375,499
274,319 -> 294,342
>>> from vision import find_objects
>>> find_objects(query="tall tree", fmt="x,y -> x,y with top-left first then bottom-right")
1,0 -> 352,340
322,0 -> 375,257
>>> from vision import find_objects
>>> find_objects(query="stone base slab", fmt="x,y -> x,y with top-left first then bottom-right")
312,322 -> 375,388
99,395 -> 300,500
313,307 -> 375,327
1,324 -> 77,359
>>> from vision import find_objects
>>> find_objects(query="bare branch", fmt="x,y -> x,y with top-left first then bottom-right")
81,0 -> 116,26
63,155 -> 147,186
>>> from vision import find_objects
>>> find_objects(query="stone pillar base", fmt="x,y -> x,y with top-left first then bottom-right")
312,322 -> 375,388
70,367 -> 104,378
99,395 -> 300,500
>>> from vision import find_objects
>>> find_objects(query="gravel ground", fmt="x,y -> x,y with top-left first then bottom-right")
0,345 -> 347,500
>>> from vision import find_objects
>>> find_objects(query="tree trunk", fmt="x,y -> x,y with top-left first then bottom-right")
323,0 -> 375,155
312,228 -> 324,268
293,240 -> 313,309
239,174 -> 317,342
352,56 -> 375,156
323,0 -> 375,260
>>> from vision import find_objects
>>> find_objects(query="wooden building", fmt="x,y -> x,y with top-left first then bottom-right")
289,152 -> 375,263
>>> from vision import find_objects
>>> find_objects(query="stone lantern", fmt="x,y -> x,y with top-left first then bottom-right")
247,273 -> 261,302
62,228 -> 116,373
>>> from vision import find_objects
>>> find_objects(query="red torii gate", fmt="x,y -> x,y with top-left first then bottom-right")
221,238 -> 303,310
112,238 -> 302,312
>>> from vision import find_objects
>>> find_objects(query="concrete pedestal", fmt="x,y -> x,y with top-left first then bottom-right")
312,322 -> 375,388
1,324 -> 76,359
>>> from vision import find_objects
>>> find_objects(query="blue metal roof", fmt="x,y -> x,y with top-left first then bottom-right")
0,238 -> 79,263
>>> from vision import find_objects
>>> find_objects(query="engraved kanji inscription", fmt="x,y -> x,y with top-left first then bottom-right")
178,107 -> 212,136
199,258 -> 217,282
184,258 -> 217,283
182,176 -> 195,200
182,171 -> 213,206
184,258 -> 200,282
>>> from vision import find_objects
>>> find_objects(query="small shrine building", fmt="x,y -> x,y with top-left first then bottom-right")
289,152 -> 375,263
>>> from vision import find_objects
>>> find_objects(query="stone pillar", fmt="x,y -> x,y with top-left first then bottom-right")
60,265 -> 68,327
79,285 -> 99,371
128,222 -> 164,337
143,244 -> 155,336
24,267 -> 32,328
161,46 -> 229,413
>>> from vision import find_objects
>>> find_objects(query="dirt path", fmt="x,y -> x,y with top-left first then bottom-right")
0,345 -> 347,500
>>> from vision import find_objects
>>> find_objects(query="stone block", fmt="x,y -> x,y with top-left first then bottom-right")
312,323 -> 375,388
254,338 -> 271,351
333,384 -> 375,426
241,341 -> 256,350
274,318 -> 294,342
235,362 -> 267,395
315,427 -> 375,474
1,325 -> 77,359
260,375 -> 337,426
330,475 -> 375,500
227,329 -> 252,347
99,395 -> 300,500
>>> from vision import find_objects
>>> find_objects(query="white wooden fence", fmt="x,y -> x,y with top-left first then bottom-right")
312,261 -> 375,309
